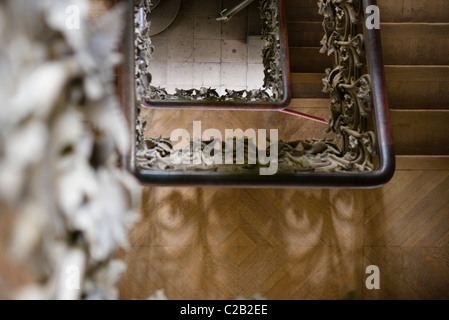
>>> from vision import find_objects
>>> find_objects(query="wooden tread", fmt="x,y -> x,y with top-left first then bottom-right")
284,104 -> 449,156
396,155 -> 449,170
286,0 -> 449,23
291,66 -> 449,108
288,23 -> 449,67
391,110 -> 449,155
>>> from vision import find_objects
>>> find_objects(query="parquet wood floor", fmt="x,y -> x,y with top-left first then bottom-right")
117,169 -> 449,300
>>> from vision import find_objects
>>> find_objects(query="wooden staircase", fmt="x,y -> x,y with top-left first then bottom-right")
78,0 -> 449,300
286,0 -> 449,168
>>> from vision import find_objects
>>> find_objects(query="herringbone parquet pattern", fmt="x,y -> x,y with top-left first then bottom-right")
117,170 -> 449,300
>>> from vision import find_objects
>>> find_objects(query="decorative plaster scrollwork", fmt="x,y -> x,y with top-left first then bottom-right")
319,0 -> 376,172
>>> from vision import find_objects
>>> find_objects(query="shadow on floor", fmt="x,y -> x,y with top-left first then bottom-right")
118,186 -> 371,300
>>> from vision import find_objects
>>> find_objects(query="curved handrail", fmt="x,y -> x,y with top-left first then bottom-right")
360,0 -> 396,187
120,0 -> 395,188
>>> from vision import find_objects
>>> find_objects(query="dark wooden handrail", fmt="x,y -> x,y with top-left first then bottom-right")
360,0 -> 396,187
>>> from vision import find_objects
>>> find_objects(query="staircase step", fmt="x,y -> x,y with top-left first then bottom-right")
291,66 -> 449,108
377,0 -> 449,23
289,47 -> 334,73
284,101 -> 449,156
290,73 -> 327,98
288,22 -> 449,65
286,0 -> 449,23
379,23 -> 449,65
288,98 -> 329,109
396,155 -> 449,171
287,22 -> 323,47
385,66 -> 449,109
285,0 -> 321,22
391,110 -> 449,155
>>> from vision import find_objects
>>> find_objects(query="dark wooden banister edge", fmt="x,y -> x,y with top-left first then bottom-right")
119,0 -> 396,188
